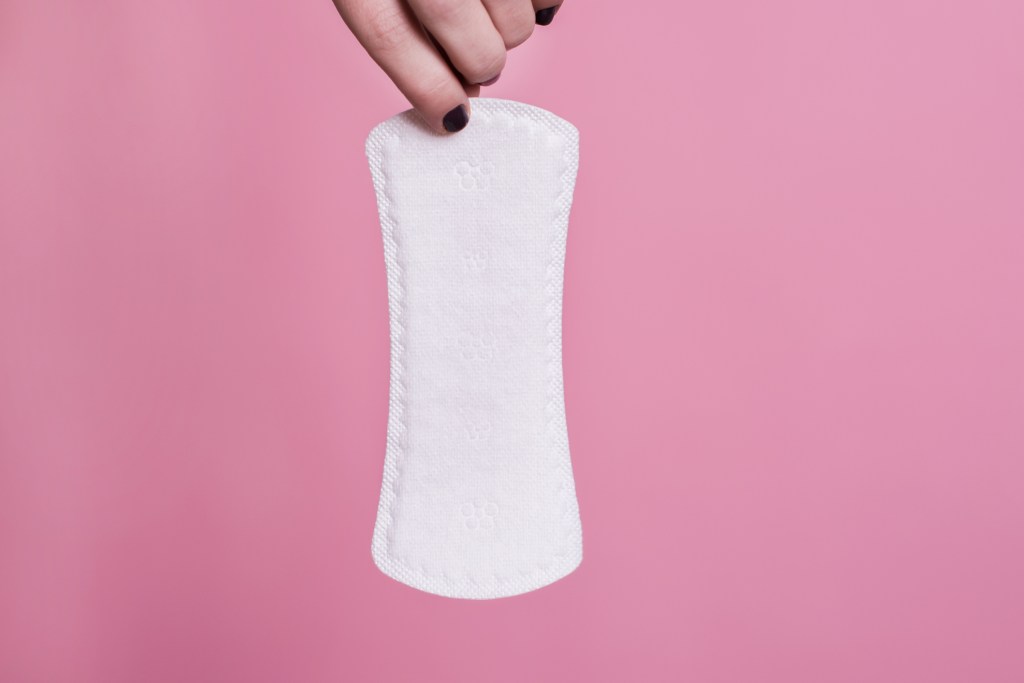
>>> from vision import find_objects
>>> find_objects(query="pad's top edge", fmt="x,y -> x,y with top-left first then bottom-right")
365,98 -> 579,159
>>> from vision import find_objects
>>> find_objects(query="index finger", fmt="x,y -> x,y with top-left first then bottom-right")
335,0 -> 473,133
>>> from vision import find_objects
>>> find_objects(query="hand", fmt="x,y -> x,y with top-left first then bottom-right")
333,0 -> 563,133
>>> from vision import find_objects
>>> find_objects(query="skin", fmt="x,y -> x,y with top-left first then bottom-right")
332,0 -> 563,133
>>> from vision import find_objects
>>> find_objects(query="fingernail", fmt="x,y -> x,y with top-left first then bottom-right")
443,104 -> 469,133
479,73 -> 501,87
535,5 -> 561,26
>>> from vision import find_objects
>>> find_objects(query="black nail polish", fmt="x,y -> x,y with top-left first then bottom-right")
535,5 -> 561,26
443,105 -> 469,133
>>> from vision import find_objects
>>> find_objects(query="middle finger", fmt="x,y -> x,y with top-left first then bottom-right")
407,0 -> 507,85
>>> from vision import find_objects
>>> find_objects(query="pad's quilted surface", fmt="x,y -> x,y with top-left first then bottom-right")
365,99 -> 583,599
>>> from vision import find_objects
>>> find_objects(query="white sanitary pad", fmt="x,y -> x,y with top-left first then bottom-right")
365,99 -> 583,599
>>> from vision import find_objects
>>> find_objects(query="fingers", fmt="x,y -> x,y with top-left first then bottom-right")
407,0 -> 507,85
335,0 -> 565,134
531,1 -> 563,26
335,0 -> 472,133
481,0 -> 535,49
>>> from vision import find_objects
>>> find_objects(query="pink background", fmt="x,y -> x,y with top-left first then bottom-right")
2,1 -> 1023,681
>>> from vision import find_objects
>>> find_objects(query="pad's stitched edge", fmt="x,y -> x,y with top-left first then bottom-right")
365,99 -> 583,599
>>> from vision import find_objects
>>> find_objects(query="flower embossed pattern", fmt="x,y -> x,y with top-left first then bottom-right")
461,500 -> 498,530
457,333 -> 495,361
464,419 -> 492,442
454,159 -> 494,191
461,248 -> 489,272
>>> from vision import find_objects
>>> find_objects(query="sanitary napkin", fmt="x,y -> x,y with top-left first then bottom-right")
365,99 -> 583,599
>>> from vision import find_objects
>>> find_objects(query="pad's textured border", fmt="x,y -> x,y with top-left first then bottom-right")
365,99 -> 582,599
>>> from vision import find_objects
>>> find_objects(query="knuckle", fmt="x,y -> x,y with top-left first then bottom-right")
410,72 -> 458,115
417,0 -> 464,23
362,4 -> 412,54
464,48 -> 506,82
503,21 -> 534,49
